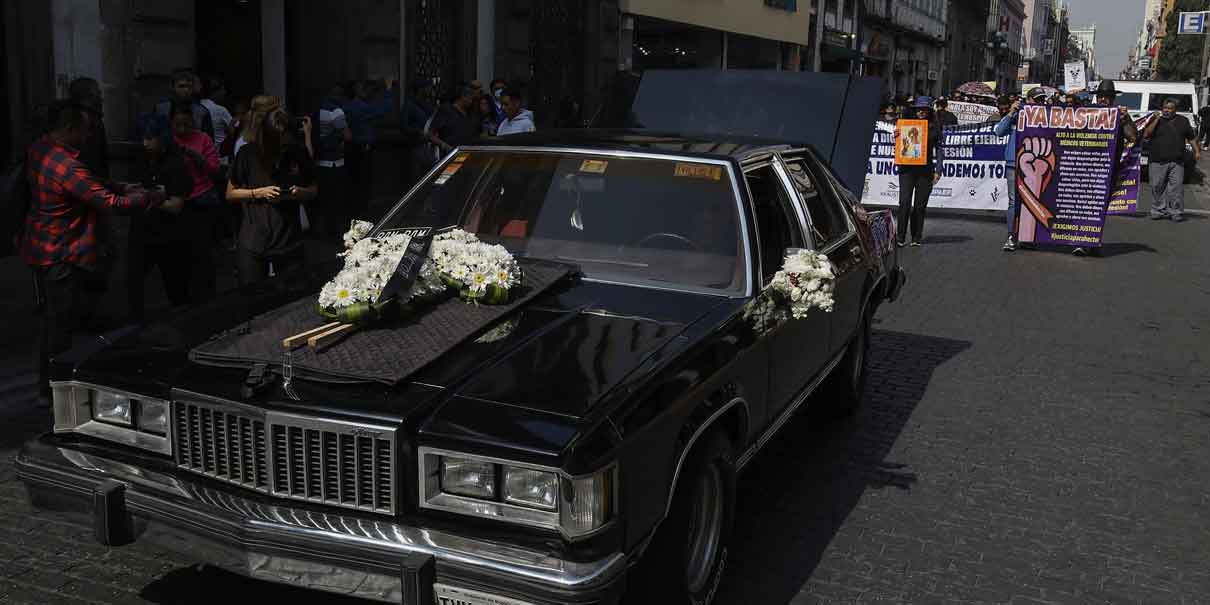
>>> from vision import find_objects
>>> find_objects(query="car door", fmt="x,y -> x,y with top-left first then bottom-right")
781,153 -> 865,357
743,161 -> 831,417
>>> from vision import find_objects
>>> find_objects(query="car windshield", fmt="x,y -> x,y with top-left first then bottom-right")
1116,92 -> 1142,111
377,150 -> 747,295
1148,94 -> 1193,112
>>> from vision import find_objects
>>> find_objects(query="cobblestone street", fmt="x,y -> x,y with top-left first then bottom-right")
1,201 -> 1209,603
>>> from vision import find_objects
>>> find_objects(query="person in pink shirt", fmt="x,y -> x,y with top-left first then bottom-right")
170,100 -> 221,300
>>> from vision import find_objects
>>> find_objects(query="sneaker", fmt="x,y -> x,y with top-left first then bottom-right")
910,240 -> 922,247
1171,214 -> 1186,222
896,239 -> 906,247
1149,214 -> 1167,220
1002,236 -> 1016,251
1072,247 -> 1087,256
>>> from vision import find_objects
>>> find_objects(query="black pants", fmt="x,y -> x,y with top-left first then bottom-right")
345,144 -> 372,222
897,170 -> 935,242
34,264 -> 89,395
237,248 -> 306,286
186,196 -> 219,302
127,239 -> 192,322
315,164 -> 349,239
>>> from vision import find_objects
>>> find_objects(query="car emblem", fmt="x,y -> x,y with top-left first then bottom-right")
350,428 -> 384,438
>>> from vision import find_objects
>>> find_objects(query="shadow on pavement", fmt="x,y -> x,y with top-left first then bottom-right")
718,330 -> 971,604
140,564 -> 372,604
1098,242 -> 1158,257
921,234 -> 973,245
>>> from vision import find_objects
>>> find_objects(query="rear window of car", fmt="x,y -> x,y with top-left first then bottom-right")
1116,92 -> 1142,111
1148,94 -> 1194,112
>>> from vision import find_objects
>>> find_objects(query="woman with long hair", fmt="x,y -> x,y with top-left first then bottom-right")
225,95 -> 317,284
895,96 -> 944,247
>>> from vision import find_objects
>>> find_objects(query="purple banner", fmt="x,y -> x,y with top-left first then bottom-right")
1014,105 -> 1123,248
1107,114 -> 1156,215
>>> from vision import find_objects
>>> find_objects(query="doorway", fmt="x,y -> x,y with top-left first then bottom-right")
195,0 -> 263,108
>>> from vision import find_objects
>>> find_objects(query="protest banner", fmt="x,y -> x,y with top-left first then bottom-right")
1107,113 -> 1155,214
1014,105 -> 1122,247
862,122 -> 1011,211
1064,62 -> 1087,92
948,101 -> 999,125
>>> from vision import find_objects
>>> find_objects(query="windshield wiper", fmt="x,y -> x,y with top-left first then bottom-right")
556,255 -> 650,268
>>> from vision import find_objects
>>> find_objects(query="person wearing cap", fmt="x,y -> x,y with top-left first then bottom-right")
994,96 -> 1023,251
895,96 -> 944,247
935,97 -> 959,127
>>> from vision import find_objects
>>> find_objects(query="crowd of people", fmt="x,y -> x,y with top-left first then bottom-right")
11,68 -> 539,404
880,79 -> 1197,256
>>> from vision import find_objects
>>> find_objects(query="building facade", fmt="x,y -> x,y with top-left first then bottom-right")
986,0 -> 1026,95
862,0 -> 948,98
1068,25 -> 1096,79
943,0 -> 990,94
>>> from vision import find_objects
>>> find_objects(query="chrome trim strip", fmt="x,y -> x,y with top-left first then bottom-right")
18,446 -> 626,591
579,276 -> 740,299
662,397 -> 748,517
49,380 -> 172,456
417,446 -> 617,541
821,231 -> 858,255
373,145 -> 754,298
736,349 -> 847,470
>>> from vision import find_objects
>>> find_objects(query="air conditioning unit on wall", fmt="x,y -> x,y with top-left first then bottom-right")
927,70 -> 939,80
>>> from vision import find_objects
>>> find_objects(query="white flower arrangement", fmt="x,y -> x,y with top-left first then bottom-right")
319,223 -> 523,317
744,249 -> 835,332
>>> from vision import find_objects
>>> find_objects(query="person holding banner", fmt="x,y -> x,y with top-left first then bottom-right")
1143,97 -> 1199,222
935,97 -> 959,127
894,96 -> 944,247
994,97 -> 1024,251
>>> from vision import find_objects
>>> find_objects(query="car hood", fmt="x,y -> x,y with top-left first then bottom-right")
66,279 -> 727,434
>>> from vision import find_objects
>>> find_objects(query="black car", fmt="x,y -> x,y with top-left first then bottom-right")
17,130 -> 904,604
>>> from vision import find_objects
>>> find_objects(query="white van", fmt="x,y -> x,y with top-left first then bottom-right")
1113,80 -> 1200,173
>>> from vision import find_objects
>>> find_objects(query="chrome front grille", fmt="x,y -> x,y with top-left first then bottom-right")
173,397 -> 397,514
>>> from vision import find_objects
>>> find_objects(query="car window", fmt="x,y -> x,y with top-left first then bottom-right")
1148,94 -> 1193,112
782,157 -> 851,248
378,151 -> 746,294
1116,92 -> 1142,111
744,164 -> 804,283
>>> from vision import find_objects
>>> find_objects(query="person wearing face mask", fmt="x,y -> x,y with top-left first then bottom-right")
894,96 -> 944,247
490,78 -> 507,123
879,102 -> 898,125
1143,97 -> 1199,222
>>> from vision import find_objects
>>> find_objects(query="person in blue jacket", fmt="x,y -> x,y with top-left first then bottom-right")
993,94 -> 1028,251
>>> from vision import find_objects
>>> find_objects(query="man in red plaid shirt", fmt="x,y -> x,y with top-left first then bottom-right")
22,100 -> 182,401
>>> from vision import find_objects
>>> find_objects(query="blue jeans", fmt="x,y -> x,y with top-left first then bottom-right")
1005,166 -> 1017,238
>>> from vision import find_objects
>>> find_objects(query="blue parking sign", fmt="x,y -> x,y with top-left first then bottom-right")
1179,12 -> 1206,34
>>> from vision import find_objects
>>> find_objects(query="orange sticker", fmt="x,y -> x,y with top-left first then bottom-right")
674,163 -> 722,181
579,159 -> 609,174
442,162 -> 463,175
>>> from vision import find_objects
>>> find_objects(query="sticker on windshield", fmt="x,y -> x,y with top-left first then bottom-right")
434,162 -> 463,185
455,153 -> 470,162
674,163 -> 722,181
579,159 -> 608,174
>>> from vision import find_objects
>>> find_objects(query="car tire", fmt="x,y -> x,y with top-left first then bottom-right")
626,430 -> 736,605
820,309 -> 871,416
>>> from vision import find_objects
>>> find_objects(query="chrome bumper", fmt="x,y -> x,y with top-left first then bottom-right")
16,436 -> 625,604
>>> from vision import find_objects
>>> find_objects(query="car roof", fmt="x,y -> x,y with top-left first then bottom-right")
471,128 -> 813,164
1113,80 -> 1197,92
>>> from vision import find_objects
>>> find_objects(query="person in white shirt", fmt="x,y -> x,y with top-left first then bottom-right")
200,76 -> 234,167
496,89 -> 536,136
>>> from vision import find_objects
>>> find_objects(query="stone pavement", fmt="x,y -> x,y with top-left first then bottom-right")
1,197 -> 1209,603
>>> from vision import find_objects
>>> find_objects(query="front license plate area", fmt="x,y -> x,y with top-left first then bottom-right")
433,583 -> 535,605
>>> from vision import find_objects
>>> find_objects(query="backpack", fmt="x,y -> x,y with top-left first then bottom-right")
0,159 -> 31,257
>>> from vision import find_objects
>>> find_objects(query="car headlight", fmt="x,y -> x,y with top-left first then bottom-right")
92,391 -> 132,426
420,448 -> 615,539
137,400 -> 169,435
504,467 -> 558,510
441,457 -> 497,499
50,381 -> 171,455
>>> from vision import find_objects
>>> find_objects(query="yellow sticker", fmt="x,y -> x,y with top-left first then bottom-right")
455,153 -> 470,162
579,159 -> 609,174
674,163 -> 722,181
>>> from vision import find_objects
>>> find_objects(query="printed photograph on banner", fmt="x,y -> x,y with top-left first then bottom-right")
895,119 -> 929,166
1013,105 -> 1122,247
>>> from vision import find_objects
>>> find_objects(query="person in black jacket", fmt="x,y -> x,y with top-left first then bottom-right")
895,96 -> 944,247
127,113 -> 194,321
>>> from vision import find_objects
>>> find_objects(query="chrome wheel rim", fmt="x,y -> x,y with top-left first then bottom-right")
685,463 -> 724,593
